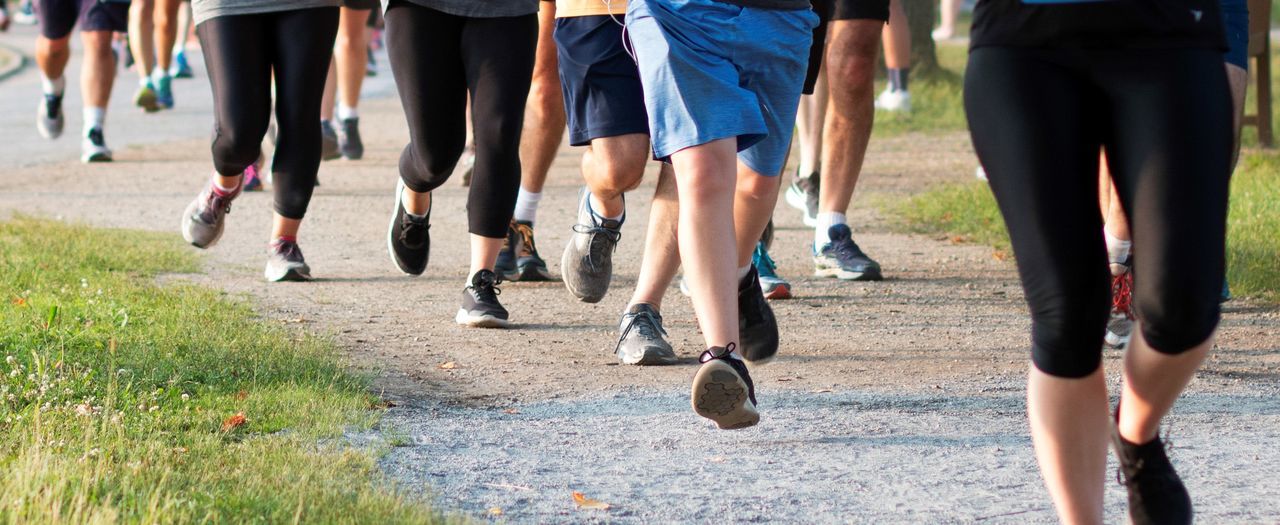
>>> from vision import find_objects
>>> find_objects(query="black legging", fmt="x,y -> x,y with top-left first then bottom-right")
197,7 -> 339,220
384,1 -> 536,239
965,46 -> 1232,378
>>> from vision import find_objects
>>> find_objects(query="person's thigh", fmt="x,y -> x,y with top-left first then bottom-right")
735,6 -> 817,177
626,0 -> 766,161
965,47 -> 1111,378
554,15 -> 649,146
1100,48 -> 1232,353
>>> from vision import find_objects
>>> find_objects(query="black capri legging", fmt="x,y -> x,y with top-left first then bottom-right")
965,46 -> 1232,378
197,7 -> 339,220
384,1 -> 537,239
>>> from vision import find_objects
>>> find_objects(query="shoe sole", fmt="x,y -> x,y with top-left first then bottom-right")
265,265 -> 313,282
387,179 -> 425,276
1104,330 -> 1131,349
814,266 -> 883,281
455,309 -> 511,329
691,360 -> 759,430
136,92 -> 160,113
618,345 -> 679,366
763,283 -> 792,300
82,152 -> 113,163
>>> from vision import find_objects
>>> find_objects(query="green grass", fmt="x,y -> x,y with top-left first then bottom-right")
871,45 -> 970,138
0,218 -> 442,523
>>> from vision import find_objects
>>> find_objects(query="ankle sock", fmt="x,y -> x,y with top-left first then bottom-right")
337,103 -> 358,121
1105,229 -> 1132,265
41,74 -> 65,96
587,192 -> 624,224
401,187 -> 429,219
82,107 -> 106,135
888,68 -> 910,92
814,211 -> 847,248
513,187 -> 542,224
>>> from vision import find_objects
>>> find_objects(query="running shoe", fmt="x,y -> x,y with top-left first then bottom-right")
242,162 -> 264,192
264,238 -> 313,282
155,74 -> 174,109
171,50 -> 194,79
739,265 -> 780,365
1112,420 -> 1192,525
562,189 -> 622,303
874,88 -> 912,113
387,179 -> 431,276
1106,261 -> 1135,349
615,303 -> 678,366
814,224 -> 883,281
13,0 -> 36,25
81,128 -> 113,163
498,220 -> 554,282
761,216 -> 775,251
338,117 -> 363,160
784,172 -> 820,227
753,241 -> 792,300
456,269 -> 510,328
691,344 -> 759,430
37,94 -> 64,139
1220,276 -> 1231,303
180,175 -> 242,249
320,120 -> 341,161
134,82 -> 160,113
678,276 -> 692,297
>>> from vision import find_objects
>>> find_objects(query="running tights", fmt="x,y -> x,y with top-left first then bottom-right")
197,7 -> 339,220
384,1 -> 537,238
965,47 -> 1232,378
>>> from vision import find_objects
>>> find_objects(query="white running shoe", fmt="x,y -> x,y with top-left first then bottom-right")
81,128 -> 113,163
874,88 -> 912,113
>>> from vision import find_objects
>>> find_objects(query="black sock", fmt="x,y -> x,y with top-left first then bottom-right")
888,68 -> 910,92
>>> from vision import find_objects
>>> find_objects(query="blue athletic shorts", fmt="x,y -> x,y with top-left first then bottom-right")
1220,0 -> 1248,70
625,0 -> 818,177
554,15 -> 650,146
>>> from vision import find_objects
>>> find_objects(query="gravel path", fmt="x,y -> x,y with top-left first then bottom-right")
2,26 -> 1278,522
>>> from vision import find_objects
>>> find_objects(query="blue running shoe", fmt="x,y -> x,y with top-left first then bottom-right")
171,50 -> 194,79
814,224 -> 883,281
155,74 -> 174,109
753,241 -> 791,300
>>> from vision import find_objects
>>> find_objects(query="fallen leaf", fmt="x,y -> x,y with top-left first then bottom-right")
221,412 -> 246,432
438,362 -> 458,370
235,390 -> 248,401
992,250 -> 1009,261
487,507 -> 503,516
503,408 -> 520,415
10,296 -> 26,307
370,399 -> 397,409
572,491 -> 611,510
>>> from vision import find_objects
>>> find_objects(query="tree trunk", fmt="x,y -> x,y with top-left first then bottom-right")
902,0 -> 940,77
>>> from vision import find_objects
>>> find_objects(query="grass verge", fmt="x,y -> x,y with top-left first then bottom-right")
0,218 -> 441,523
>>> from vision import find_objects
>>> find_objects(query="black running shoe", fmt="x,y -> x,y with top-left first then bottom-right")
691,344 -> 759,430
320,120 -> 341,161
338,117 -> 363,160
387,180 -> 430,276
738,265 -> 780,365
1113,425 -> 1193,525
814,224 -> 883,281
456,269 -> 510,328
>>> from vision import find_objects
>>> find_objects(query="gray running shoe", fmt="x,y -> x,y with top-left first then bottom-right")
181,177 -> 242,249
264,239 -> 313,282
615,304 -> 678,366
37,94 -> 64,139
1105,268 -> 1135,349
338,117 -> 363,160
456,270 -> 510,328
562,189 -> 622,303
320,120 -> 341,161
81,128 -> 112,163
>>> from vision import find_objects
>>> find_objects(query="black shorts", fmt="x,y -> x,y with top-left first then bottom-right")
38,0 -> 129,40
342,0 -> 378,10
813,0 -> 889,22
554,15 -> 649,146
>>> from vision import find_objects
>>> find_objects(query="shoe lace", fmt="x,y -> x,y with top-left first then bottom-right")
1112,271 -> 1134,320
571,222 -> 621,272
45,94 -> 62,118
273,240 -> 304,263
201,186 -> 236,222
87,128 -> 105,147
617,308 -> 668,351
699,343 -> 737,364
468,271 -> 502,303
398,213 -> 430,248
514,222 -> 540,258
831,237 -> 867,264
1115,427 -> 1177,489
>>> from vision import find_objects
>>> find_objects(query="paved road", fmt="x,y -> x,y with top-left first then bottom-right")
1,24 -> 1278,523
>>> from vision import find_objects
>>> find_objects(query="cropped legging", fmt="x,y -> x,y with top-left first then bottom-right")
964,46 -> 1232,378
196,7 -> 339,220
384,0 -> 537,238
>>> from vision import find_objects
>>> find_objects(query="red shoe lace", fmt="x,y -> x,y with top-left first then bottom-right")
1111,271 -> 1134,319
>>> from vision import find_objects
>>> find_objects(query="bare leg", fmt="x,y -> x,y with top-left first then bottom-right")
271,215 -> 301,240
128,0 -> 156,80
735,162 -> 783,267
470,234 -> 504,276
320,59 -> 337,121
882,0 -> 910,70
795,67 -> 827,178
81,31 -> 117,111
1028,366 -> 1109,525
36,36 -> 71,82
933,0 -> 963,40
820,20 -> 880,215
1098,156 -> 1130,242
581,133 -> 649,218
1225,63 -> 1247,170
629,164 -> 680,309
154,0 -> 181,72
518,2 -> 565,195
1118,330 -> 1213,444
335,7 -> 369,112
671,138 -> 740,351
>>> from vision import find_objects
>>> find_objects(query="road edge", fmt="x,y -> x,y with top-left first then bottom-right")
0,42 -> 28,82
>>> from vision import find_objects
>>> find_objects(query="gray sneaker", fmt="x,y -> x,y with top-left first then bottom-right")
264,239 -> 313,282
562,189 -> 622,303
37,94 -> 64,139
320,120 -> 341,161
615,304 -> 678,366
181,177 -> 242,249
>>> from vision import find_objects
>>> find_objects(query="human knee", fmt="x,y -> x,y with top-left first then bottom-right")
399,141 -> 461,192
1134,282 -> 1220,354
586,142 -> 648,195
527,81 -> 565,128
1028,291 -> 1110,378
212,126 -> 265,175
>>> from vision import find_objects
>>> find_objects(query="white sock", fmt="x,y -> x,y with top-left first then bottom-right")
337,103 -> 358,121
814,211 -> 847,248
83,107 -> 106,134
139,75 -> 153,87
797,160 -> 819,179
1104,229 -> 1132,265
41,74 -> 65,96
587,192 -> 624,223
513,187 -> 542,224
737,264 -> 751,283
151,67 -> 169,82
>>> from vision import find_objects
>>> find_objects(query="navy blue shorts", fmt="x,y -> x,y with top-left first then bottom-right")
554,15 -> 649,147
1220,0 -> 1248,70
38,0 -> 129,40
